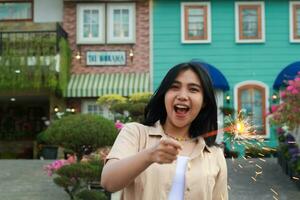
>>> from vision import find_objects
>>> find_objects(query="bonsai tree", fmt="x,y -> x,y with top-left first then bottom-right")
98,92 -> 152,123
38,114 -> 117,161
40,114 -> 117,200
53,156 -> 105,200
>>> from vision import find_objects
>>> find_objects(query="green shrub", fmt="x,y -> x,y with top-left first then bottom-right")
127,102 -> 147,122
38,114 -> 117,161
53,157 -> 104,200
97,94 -> 126,107
129,92 -> 152,103
76,190 -> 108,200
110,102 -> 129,115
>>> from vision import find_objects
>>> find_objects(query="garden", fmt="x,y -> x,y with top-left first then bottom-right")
37,92 -> 152,200
271,71 -> 300,189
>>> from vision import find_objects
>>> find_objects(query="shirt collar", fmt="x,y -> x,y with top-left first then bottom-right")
148,121 -> 211,155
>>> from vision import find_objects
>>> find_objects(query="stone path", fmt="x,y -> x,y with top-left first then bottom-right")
0,158 -> 299,200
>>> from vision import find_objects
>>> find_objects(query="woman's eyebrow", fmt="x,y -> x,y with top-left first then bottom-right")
188,83 -> 202,88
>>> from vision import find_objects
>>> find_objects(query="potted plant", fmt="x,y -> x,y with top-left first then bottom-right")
36,130 -> 58,159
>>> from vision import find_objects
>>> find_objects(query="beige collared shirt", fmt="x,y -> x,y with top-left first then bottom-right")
106,122 -> 228,200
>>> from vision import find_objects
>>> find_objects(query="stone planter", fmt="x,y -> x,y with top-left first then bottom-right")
40,145 -> 58,159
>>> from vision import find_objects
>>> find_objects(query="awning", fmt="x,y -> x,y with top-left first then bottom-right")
190,61 -> 230,91
273,61 -> 300,89
66,72 -> 150,97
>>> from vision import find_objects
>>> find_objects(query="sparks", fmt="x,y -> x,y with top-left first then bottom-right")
258,153 -> 265,157
255,171 -> 263,178
270,188 -> 278,196
223,109 -> 257,140
255,164 -> 262,169
259,158 -> 266,162
273,196 -> 279,200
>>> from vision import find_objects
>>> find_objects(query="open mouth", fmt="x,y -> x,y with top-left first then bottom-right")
174,104 -> 190,114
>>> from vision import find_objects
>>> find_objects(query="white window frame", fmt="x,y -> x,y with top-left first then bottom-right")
81,100 -> 114,119
181,2 -> 211,43
76,4 -> 105,44
215,90 -> 225,144
235,1 -> 265,43
290,1 -> 300,43
234,81 -> 270,139
107,3 -> 136,44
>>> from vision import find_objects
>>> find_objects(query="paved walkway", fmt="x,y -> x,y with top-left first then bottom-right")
0,158 -> 299,200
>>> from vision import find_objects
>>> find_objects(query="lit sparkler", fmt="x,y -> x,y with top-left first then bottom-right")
202,109 -> 258,141
223,109 -> 257,140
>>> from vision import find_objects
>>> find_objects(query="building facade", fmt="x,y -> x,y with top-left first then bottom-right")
0,0 -> 67,158
151,0 -> 300,154
63,0 -> 151,117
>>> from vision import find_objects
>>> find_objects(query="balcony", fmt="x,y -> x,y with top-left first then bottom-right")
0,23 -> 70,93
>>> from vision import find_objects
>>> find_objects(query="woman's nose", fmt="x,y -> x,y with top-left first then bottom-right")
176,91 -> 188,101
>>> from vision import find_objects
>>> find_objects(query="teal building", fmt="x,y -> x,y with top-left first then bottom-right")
151,0 -> 300,155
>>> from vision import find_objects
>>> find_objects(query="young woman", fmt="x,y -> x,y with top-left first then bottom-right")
101,62 -> 228,200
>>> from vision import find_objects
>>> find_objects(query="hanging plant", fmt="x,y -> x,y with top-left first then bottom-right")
0,33 -> 70,93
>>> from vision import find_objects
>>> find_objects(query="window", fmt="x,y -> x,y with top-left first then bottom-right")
181,2 -> 211,43
81,100 -> 113,119
235,82 -> 269,137
107,3 -> 136,43
290,1 -> 300,42
235,2 -> 265,43
0,1 -> 33,21
77,4 -> 105,44
77,3 -> 135,44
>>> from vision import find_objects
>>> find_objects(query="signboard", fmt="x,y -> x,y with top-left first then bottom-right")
86,51 -> 126,66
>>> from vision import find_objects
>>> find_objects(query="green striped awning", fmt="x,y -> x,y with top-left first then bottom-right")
66,72 -> 151,97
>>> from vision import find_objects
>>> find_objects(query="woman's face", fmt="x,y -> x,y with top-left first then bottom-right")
164,69 -> 204,130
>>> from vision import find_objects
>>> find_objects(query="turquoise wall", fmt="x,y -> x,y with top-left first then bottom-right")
153,0 -> 299,87
153,0 -> 299,153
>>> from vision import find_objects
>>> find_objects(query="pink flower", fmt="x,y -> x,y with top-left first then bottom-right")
288,80 -> 294,86
271,105 -> 278,113
67,155 -> 76,164
291,89 -> 299,95
287,85 -> 294,91
115,120 -> 124,131
43,159 -> 71,176
280,91 -> 286,98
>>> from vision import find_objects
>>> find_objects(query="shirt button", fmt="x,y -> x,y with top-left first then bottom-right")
186,187 -> 190,192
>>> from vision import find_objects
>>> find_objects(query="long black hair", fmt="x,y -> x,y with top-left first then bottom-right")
143,62 -> 218,146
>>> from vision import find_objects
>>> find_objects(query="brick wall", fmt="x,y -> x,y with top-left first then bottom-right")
63,1 -> 150,74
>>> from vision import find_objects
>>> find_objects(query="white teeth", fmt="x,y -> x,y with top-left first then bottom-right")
175,104 -> 189,109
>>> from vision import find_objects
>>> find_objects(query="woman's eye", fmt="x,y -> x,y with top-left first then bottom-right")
170,85 -> 179,89
190,88 -> 199,92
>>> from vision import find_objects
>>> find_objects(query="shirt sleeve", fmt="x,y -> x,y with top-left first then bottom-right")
212,147 -> 228,200
106,122 -> 141,161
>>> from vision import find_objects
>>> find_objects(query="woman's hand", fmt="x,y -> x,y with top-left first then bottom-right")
148,138 -> 182,164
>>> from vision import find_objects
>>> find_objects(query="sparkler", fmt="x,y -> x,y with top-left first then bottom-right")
202,109 -> 258,141
222,109 -> 258,140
